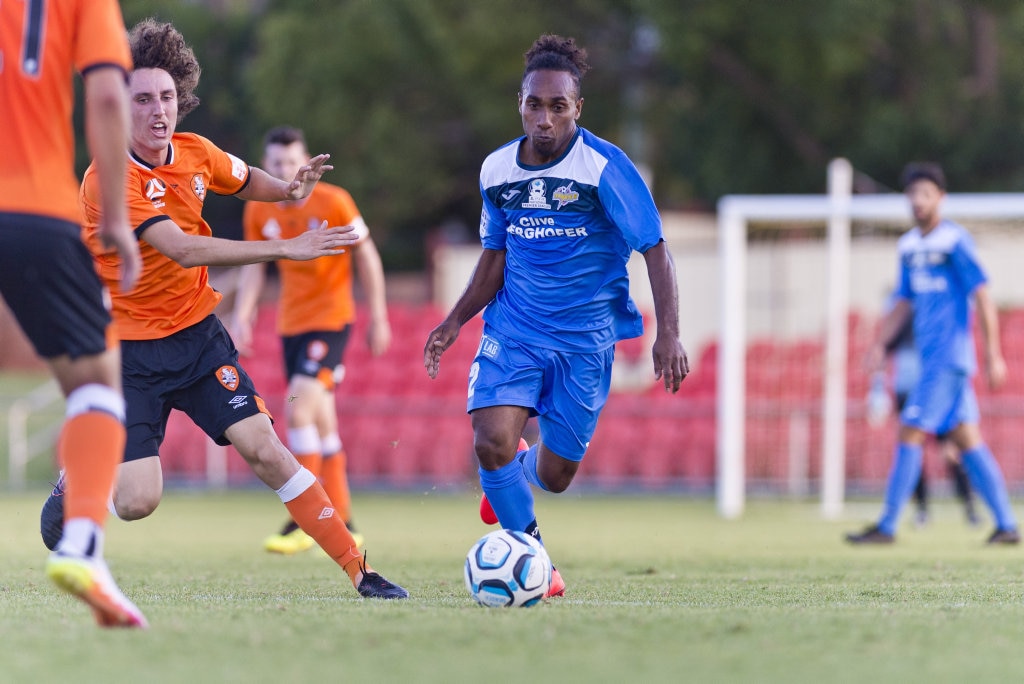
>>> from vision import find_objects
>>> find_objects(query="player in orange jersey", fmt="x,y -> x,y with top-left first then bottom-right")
231,126 -> 391,555
39,18 -> 407,599
1,0 -> 147,628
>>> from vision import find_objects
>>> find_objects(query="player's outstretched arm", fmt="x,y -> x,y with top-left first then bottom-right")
140,219 -> 357,268
84,66 -> 141,292
423,248 -> 506,379
643,241 -> 688,393
236,155 -> 333,203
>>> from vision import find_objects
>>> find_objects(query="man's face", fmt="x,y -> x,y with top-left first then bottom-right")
262,141 -> 308,182
905,179 -> 945,227
518,69 -> 582,164
128,68 -> 178,161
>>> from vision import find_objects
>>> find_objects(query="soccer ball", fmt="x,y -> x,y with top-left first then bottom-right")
464,529 -> 552,607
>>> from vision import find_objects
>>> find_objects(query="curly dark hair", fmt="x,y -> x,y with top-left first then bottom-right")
128,18 -> 201,122
522,34 -> 591,97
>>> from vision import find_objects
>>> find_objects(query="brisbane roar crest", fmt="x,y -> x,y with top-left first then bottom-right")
216,365 -> 240,391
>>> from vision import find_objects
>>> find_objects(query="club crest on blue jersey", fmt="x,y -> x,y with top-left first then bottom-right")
522,179 -> 551,209
552,182 -> 580,210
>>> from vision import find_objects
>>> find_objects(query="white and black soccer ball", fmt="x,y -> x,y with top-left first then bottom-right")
464,529 -> 552,607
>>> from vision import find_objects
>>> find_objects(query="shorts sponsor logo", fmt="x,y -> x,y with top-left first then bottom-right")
191,174 -> 207,201
318,506 -> 335,520
479,335 -> 500,359
229,395 -> 249,409
217,365 -> 240,391
145,178 -> 167,208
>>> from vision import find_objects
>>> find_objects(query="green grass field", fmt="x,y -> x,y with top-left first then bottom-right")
2,491 -> 1024,683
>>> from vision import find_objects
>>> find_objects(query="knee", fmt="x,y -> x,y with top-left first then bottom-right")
474,432 -> 513,470
113,490 -> 159,520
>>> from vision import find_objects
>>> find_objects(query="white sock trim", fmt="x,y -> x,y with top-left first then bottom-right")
321,433 -> 342,456
274,467 -> 316,503
287,425 -> 321,455
66,383 -> 125,422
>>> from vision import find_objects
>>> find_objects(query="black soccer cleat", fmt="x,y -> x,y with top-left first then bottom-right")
356,557 -> 409,600
844,524 -> 894,545
357,571 -> 409,599
40,471 -> 67,551
986,528 -> 1021,545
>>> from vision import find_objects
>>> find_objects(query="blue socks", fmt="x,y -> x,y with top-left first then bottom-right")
878,443 -> 923,535
478,460 -> 536,532
517,444 -> 549,491
961,445 -> 1017,531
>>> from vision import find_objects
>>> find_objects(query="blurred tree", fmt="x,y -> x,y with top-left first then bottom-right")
70,0 -> 1024,267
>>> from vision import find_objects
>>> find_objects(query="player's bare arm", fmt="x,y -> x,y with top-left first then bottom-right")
236,153 -> 333,203
975,284 -> 1007,389
85,66 -> 141,292
352,236 -> 392,356
140,218 -> 357,268
229,262 -> 267,355
424,248 -> 506,378
643,241 -> 688,393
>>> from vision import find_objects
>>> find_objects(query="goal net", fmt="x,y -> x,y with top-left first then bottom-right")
718,159 -> 1024,519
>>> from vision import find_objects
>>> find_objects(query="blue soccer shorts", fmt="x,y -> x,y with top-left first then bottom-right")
900,365 -> 979,436
466,325 -> 614,461
121,315 -> 270,461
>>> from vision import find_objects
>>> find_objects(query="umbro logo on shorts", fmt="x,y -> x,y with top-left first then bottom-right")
229,395 -> 248,410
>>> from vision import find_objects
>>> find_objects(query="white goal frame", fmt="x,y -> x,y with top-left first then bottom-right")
717,158 -> 1024,519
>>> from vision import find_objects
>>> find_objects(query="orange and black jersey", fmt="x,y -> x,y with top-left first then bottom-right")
82,132 -> 251,340
0,0 -> 131,222
243,183 -> 366,336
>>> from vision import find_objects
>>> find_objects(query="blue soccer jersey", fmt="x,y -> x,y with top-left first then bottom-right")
895,219 -> 986,374
478,127 -> 663,352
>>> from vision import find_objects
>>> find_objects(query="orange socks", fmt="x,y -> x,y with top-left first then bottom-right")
320,450 -> 351,522
293,452 -> 322,479
282,474 -> 364,583
60,411 -> 124,525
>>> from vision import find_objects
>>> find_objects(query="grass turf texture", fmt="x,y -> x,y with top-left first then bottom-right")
2,493 -> 1024,683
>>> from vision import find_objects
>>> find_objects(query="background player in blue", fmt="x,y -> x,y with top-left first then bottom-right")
423,34 -> 689,596
847,162 -> 1017,545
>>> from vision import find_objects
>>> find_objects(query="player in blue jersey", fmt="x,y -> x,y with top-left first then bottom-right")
847,162 -> 1017,545
423,34 -> 689,596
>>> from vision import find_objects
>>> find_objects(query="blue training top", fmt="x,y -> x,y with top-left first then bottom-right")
477,127 -> 664,352
895,219 -> 986,374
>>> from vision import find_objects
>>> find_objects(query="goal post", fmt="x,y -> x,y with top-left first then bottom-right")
716,159 -> 1024,520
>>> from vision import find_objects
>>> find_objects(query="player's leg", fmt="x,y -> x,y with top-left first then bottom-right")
1,216 -> 146,627
260,374 -> 324,553
473,404 -> 536,533
180,323 -> 405,597
913,464 -> 929,527
225,413 -> 407,597
318,391 -> 363,546
949,421 -> 1019,543
111,457 -> 164,520
943,439 -> 979,525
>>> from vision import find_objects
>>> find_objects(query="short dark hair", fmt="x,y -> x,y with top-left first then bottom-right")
263,126 -> 306,149
522,34 -> 591,98
900,162 -> 947,191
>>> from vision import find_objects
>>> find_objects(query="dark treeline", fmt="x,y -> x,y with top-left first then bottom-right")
108,0 -> 1024,268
